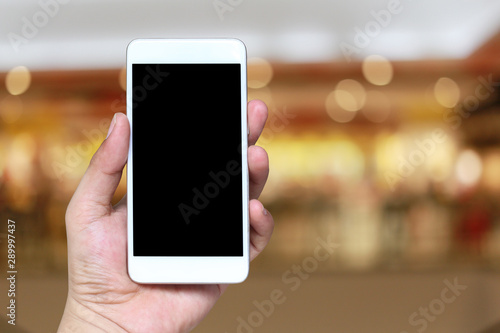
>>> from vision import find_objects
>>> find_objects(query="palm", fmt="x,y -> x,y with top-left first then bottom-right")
62,101 -> 272,333
69,203 -> 222,333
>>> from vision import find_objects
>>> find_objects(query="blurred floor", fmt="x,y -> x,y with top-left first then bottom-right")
1,270 -> 499,333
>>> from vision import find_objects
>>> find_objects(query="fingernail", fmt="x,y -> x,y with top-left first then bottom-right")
106,114 -> 117,139
262,205 -> 268,216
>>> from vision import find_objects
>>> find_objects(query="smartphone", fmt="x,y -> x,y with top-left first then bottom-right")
126,39 -> 249,283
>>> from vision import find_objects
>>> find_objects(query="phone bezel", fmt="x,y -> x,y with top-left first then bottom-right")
126,39 -> 249,284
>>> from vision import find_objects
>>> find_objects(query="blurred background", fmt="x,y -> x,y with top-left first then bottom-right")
1,0 -> 500,332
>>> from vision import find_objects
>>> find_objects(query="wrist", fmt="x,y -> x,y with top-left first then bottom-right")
58,295 -> 126,333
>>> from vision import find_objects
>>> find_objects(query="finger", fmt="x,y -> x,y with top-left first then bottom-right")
249,199 -> 274,262
67,113 -> 130,223
248,100 -> 268,146
248,145 -> 269,200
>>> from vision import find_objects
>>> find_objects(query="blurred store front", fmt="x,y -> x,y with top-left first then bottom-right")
3,35 -> 500,276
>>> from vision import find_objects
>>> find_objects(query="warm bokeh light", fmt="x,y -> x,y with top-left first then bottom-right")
362,90 -> 391,123
455,149 -> 482,186
5,65 -> 32,95
374,132 -> 405,181
362,55 -> 393,86
424,137 -> 456,182
325,90 -> 357,123
334,79 -> 366,112
248,57 -> 273,89
434,77 -> 460,108
481,151 -> 500,192
7,133 -> 36,187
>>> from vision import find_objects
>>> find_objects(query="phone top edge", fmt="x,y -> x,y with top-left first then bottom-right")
128,37 -> 245,43
127,39 -> 246,64
127,38 -> 246,51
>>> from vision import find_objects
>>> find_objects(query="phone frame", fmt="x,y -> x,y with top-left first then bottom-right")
126,39 -> 249,284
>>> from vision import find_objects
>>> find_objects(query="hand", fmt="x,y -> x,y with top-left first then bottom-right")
58,100 -> 274,333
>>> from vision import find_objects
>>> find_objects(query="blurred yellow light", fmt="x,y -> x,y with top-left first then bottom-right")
482,152 -> 500,191
375,133 -> 404,172
434,77 -> 460,108
362,55 -> 393,86
248,58 -> 273,89
334,79 -> 366,111
327,140 -> 365,182
425,137 -> 456,182
8,133 -> 36,186
325,90 -> 357,123
362,90 -> 391,123
118,66 -> 126,91
5,66 -> 31,96
0,95 -> 23,124
455,149 -> 482,186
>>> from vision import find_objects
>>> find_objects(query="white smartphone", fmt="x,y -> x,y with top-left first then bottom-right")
126,39 -> 249,284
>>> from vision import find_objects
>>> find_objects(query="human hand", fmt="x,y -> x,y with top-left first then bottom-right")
58,100 -> 274,333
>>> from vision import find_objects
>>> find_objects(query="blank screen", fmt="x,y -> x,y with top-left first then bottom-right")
132,63 -> 243,256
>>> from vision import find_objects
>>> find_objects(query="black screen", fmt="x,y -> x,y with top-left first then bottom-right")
132,64 -> 243,256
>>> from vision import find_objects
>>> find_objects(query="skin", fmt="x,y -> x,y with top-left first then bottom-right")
58,100 -> 274,333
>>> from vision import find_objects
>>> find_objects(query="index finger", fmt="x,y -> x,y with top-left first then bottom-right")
248,100 -> 268,146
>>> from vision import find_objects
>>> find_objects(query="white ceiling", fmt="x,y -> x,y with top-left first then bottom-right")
1,0 -> 500,70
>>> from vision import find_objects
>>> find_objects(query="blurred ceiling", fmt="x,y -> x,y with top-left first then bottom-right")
1,0 -> 500,70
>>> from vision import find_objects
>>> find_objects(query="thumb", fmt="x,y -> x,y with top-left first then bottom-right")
66,113 -> 130,225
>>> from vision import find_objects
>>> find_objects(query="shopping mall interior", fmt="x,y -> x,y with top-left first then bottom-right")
1,1 -> 500,332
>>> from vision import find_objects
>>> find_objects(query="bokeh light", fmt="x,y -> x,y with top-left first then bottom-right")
481,151 -> 500,192
248,57 -> 273,89
455,149 -> 482,186
5,66 -> 32,96
325,90 -> 357,123
334,79 -> 366,112
362,55 -> 393,86
7,133 -> 36,186
434,77 -> 460,108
